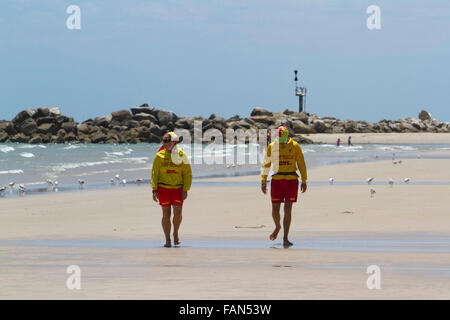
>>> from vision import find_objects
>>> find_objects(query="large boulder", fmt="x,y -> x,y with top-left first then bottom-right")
18,118 -> 37,135
130,105 -> 156,116
29,135 -> 43,144
77,123 -> 91,134
36,116 -> 57,126
49,107 -> 61,117
61,122 -> 78,133
93,116 -> 111,128
37,123 -> 58,135
418,110 -> 432,121
132,113 -> 157,122
292,120 -> 315,134
248,115 -> 275,125
156,110 -> 177,126
250,107 -> 273,117
290,111 -> 309,124
55,115 -> 73,125
313,120 -> 328,133
149,123 -> 164,136
12,109 -> 36,125
292,134 -> 314,145
90,131 -> 107,143
35,107 -> 50,118
0,131 -> 8,142
175,117 -> 193,129
111,110 -> 132,122
10,133 -> 29,143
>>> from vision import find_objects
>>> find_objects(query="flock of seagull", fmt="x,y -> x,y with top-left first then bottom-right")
108,174 -> 145,186
0,182 -> 26,197
329,176 -> 411,197
0,174 -> 146,198
0,153 -> 416,199
329,155 -> 412,197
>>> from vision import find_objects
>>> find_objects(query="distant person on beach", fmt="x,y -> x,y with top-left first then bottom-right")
261,126 -> 307,247
267,131 -> 271,146
151,132 -> 192,247
348,136 -> 353,146
336,138 -> 341,147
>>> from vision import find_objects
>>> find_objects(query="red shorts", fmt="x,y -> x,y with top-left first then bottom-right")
157,187 -> 183,207
270,179 -> 299,203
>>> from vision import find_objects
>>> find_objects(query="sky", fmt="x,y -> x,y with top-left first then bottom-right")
1,0 -> 449,122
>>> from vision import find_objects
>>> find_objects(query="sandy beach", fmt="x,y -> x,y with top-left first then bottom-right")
1,155 -> 449,299
307,132 -> 450,144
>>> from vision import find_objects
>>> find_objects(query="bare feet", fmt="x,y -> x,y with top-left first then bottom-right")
270,226 -> 281,241
283,239 -> 293,247
174,234 -> 181,246
164,240 -> 171,248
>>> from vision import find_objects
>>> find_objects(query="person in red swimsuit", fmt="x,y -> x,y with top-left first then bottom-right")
151,132 -> 192,247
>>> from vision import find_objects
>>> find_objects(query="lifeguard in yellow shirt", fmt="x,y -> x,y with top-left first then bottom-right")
152,132 -> 192,248
261,126 -> 307,247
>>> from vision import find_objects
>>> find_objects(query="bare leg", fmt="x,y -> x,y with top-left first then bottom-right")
161,206 -> 172,247
283,202 -> 293,247
270,203 -> 281,240
172,205 -> 183,245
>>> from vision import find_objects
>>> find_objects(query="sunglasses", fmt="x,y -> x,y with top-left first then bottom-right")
162,138 -> 172,143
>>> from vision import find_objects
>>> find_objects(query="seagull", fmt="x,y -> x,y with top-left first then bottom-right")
370,188 -> 376,198
121,179 -> 127,185
9,182 -> 15,188
404,178 -> 410,183
110,178 -> 115,184
136,178 -> 143,184
18,184 -> 25,195
367,177 -> 374,184
0,186 -> 6,196
115,174 -> 120,181
46,179 -> 53,186
398,160 -> 402,165
54,181 -> 58,186
78,179 -> 85,188
388,178 -> 394,187
329,178 -> 334,185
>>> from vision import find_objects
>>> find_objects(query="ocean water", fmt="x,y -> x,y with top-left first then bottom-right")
1,142 -> 450,197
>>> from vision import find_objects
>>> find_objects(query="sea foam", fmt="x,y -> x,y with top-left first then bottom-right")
20,152 -> 36,158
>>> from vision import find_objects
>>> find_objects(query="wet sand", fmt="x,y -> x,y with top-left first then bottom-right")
0,159 -> 449,299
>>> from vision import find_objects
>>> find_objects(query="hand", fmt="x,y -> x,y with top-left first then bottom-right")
261,184 -> 267,194
182,191 -> 188,200
301,183 -> 307,193
152,190 -> 158,202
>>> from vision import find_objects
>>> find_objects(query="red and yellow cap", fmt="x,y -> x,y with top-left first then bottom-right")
165,132 -> 183,143
278,126 -> 289,143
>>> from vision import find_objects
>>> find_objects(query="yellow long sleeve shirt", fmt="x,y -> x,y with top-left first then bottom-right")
261,138 -> 307,184
151,147 -> 192,191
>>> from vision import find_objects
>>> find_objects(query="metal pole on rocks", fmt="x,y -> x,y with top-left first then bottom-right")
294,70 -> 307,113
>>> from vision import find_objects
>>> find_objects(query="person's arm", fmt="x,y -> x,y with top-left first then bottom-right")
151,155 -> 160,201
181,151 -> 192,200
181,160 -> 192,192
261,144 -> 272,193
296,145 -> 308,192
